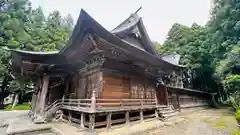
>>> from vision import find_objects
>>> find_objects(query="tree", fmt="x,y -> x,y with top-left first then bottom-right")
0,0 -> 74,108
157,0 -> 240,103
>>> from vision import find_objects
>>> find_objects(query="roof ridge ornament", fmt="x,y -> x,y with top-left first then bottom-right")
134,6 -> 142,14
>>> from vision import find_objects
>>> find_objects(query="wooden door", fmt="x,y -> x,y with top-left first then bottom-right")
101,76 -> 130,99
171,93 -> 180,109
156,85 -> 167,105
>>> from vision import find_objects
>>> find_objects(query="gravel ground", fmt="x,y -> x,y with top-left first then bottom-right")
0,111 -> 56,135
0,111 -> 27,135
0,108 -> 239,135
143,108 -> 240,135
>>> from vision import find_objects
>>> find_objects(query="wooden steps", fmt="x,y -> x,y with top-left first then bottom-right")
157,105 -> 179,120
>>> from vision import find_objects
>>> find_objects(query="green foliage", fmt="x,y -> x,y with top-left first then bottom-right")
225,93 -> 240,109
157,0 -> 240,103
0,0 -> 74,103
225,74 -> 240,94
235,108 -> 240,120
4,103 -> 30,111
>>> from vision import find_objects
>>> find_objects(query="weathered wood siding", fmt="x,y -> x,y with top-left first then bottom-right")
69,71 -> 102,99
101,76 -> 130,99
168,89 -> 209,108
101,72 -> 156,100
156,85 -> 167,105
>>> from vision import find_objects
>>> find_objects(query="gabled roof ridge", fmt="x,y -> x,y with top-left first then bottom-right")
111,10 -> 158,56
111,13 -> 140,34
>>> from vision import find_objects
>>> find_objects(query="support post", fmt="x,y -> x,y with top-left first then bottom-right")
155,109 -> 159,118
62,95 -> 65,103
38,75 -> 49,115
31,92 -> 37,112
68,111 -> 72,123
165,86 -> 169,106
89,114 -> 95,132
155,93 -> 158,106
81,112 -> 85,128
125,111 -> 130,125
106,112 -> 112,130
140,109 -> 144,122
176,93 -> 180,111
91,89 -> 96,112
33,90 -> 41,118
34,75 -> 49,123
180,70 -> 184,88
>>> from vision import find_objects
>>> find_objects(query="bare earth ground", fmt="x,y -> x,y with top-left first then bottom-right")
0,108 -> 239,135
141,108 -> 240,135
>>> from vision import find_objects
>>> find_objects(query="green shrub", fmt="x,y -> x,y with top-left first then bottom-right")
226,93 -> 240,109
4,104 -> 30,111
235,108 -> 240,120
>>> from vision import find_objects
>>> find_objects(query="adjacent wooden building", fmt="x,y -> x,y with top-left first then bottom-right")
9,9 -> 216,131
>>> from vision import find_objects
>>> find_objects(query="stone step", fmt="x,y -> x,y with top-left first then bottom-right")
157,105 -> 168,108
159,109 -> 176,114
162,111 -> 179,118
158,107 -> 173,111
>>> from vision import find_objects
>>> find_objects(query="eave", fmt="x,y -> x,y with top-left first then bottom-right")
60,9 -> 184,70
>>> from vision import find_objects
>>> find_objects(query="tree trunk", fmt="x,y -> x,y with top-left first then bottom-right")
12,93 -> 19,109
0,92 -> 10,109
0,74 -> 11,109
18,91 -> 24,104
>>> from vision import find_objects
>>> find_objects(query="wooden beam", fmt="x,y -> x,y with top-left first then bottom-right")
22,60 -> 50,66
88,35 -> 98,47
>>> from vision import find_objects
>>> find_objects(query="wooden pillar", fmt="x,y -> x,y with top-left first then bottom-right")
62,95 -> 65,103
89,114 -> 95,132
81,112 -> 85,128
33,90 -> 41,116
38,75 -> 49,116
68,111 -> 72,123
34,78 -> 42,114
106,112 -> 112,130
91,89 -> 96,112
31,92 -> 37,112
125,111 -> 130,125
47,89 -> 51,105
176,93 -> 180,111
155,109 -> 159,118
155,93 -> 158,106
180,70 -> 183,88
140,109 -> 144,121
164,86 -> 169,106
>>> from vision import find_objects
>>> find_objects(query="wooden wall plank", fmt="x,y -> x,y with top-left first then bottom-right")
101,72 -> 156,100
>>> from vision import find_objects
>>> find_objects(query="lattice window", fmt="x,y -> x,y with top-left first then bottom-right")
131,85 -> 138,99
138,84 -> 145,99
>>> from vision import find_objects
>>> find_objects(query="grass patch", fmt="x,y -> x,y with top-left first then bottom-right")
4,104 -> 30,111
231,129 -> 240,135
214,120 -> 225,127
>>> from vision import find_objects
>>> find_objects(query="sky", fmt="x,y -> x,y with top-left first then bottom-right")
30,0 -> 212,44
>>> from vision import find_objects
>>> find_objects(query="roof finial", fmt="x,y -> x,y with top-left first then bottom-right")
134,6 -> 142,14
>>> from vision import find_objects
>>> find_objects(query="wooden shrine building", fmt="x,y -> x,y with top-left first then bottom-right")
9,9 -> 216,131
